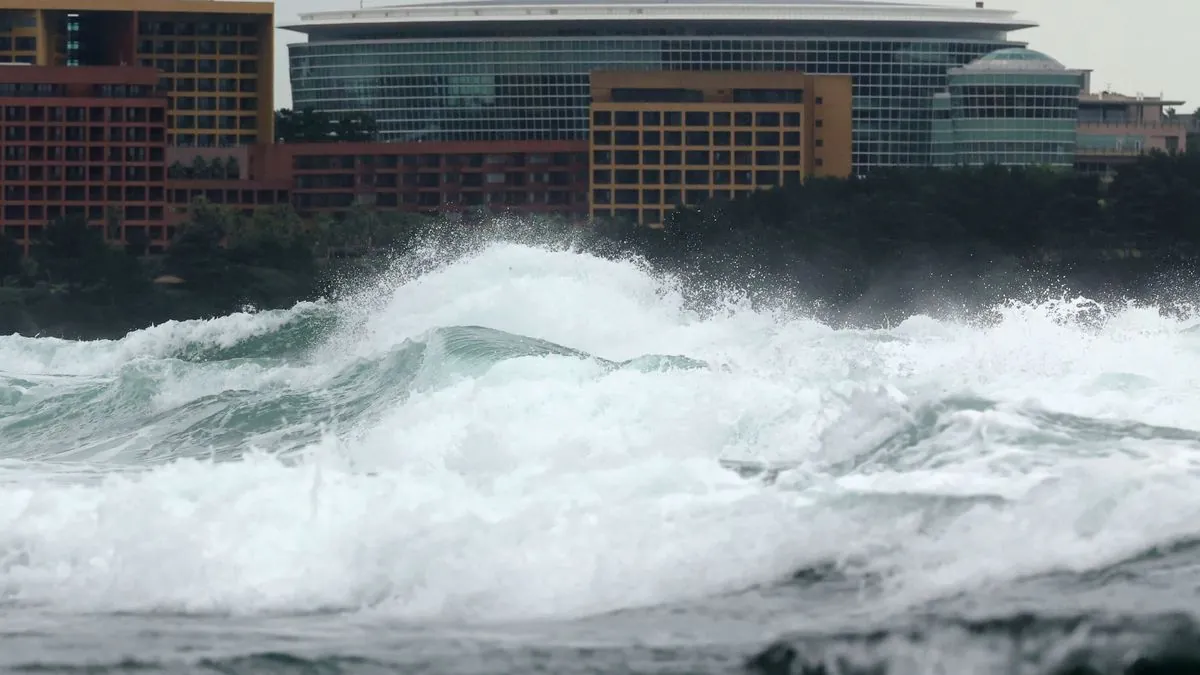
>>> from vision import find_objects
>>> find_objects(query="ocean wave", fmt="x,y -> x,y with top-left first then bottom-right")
2,242 -> 1200,644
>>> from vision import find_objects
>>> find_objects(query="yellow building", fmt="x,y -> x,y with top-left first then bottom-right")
0,0 -> 274,147
589,70 -> 852,227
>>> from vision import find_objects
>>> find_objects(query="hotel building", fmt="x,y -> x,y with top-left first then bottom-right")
588,70 -> 851,226
285,0 -> 1036,174
0,66 -> 169,249
0,0 -> 275,147
0,0 -> 1190,256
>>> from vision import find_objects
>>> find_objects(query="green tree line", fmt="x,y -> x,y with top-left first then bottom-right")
2,151 -> 1199,317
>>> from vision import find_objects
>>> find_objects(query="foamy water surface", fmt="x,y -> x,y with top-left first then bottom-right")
3,243 -> 1200,674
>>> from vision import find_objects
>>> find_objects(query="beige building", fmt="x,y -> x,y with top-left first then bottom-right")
0,0 -> 275,147
589,70 -> 852,228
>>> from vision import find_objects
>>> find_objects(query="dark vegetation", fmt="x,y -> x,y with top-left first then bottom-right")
2,150 -> 1199,340
274,107 -> 380,143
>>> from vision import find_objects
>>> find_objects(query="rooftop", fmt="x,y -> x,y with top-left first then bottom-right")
283,0 -> 1037,34
1080,91 -> 1186,107
0,0 -> 273,15
955,47 -> 1079,73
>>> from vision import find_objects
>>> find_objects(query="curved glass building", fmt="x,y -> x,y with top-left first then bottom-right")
284,0 -> 1038,172
931,47 -> 1085,168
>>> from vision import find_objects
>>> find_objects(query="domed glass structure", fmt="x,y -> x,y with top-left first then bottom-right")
931,47 -> 1085,167
969,47 -> 1068,70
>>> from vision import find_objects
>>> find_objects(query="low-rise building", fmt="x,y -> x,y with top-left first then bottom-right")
1075,91 -> 1187,175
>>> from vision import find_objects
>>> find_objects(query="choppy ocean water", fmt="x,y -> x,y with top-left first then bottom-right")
3,243 -> 1200,674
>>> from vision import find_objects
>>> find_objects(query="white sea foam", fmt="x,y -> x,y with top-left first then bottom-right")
2,243 -> 1200,624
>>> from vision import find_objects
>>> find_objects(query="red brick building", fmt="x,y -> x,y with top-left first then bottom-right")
0,65 -> 169,251
0,65 -> 589,255
260,141 -> 588,218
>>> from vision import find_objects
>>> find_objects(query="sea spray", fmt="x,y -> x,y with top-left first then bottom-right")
2,243 -> 1200,672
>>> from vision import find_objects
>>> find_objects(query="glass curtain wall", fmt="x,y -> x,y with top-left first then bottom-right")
290,36 -> 1014,172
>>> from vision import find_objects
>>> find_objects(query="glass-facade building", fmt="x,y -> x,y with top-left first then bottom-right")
931,48 -> 1084,168
286,1 -> 1036,173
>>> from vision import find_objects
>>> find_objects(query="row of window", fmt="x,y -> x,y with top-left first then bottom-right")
593,148 -> 813,166
167,189 -> 288,205
593,110 -> 806,128
593,178 -> 799,207
2,146 -> 165,162
3,165 -> 163,181
0,36 -> 36,52
170,133 -> 257,148
155,76 -> 258,93
292,152 -> 587,170
593,129 -> 806,148
149,58 -> 259,74
167,115 -> 256,131
3,202 -> 165,220
0,83 -> 159,99
934,153 -> 1075,167
294,190 -> 584,210
943,106 -> 1079,120
170,96 -> 258,112
295,171 -> 582,189
594,163 -> 804,187
4,184 -> 163,201
137,40 -> 260,57
138,20 -> 260,38
1,127 -> 166,143
0,106 -> 165,123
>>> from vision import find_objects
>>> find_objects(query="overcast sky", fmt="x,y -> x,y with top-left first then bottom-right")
272,0 -> 1196,113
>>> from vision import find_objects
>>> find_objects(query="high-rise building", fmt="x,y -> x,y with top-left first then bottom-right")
589,71 -> 852,226
0,0 -> 275,147
285,0 -> 1036,174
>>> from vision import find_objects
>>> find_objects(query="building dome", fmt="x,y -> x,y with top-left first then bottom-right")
960,47 -> 1067,72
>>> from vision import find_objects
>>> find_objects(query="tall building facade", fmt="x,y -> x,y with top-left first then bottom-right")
0,0 -> 275,147
931,48 -> 1086,168
284,0 -> 1036,173
589,71 -> 851,226
0,66 -> 169,250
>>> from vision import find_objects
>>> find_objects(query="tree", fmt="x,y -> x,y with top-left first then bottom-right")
335,112 -> 379,142
275,107 -> 335,143
169,197 -> 238,258
275,107 -> 379,143
125,225 -> 150,257
0,233 -> 21,283
307,212 -> 338,259
190,155 -> 211,180
226,204 -> 313,269
104,206 -> 123,243
29,214 -> 144,294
